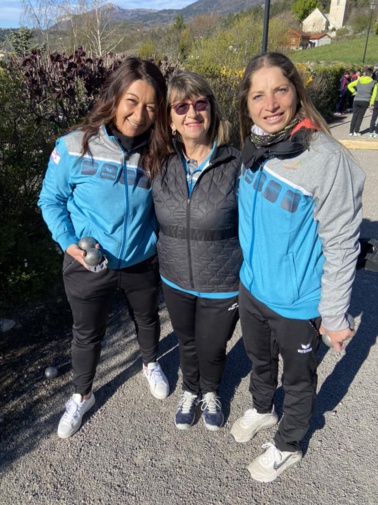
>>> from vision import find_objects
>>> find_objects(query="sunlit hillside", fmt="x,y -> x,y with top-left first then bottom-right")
290,35 -> 378,68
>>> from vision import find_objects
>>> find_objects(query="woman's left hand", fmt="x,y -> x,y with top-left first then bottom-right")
319,325 -> 355,351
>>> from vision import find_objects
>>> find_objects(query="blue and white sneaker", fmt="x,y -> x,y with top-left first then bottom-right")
175,391 -> 199,430
201,392 -> 224,431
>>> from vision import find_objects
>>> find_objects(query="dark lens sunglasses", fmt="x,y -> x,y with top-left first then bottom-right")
171,98 -> 209,115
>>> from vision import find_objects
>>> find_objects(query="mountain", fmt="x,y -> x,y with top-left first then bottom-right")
55,0 -> 266,29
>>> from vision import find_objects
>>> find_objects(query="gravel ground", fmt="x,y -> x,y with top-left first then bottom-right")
1,113 -> 377,505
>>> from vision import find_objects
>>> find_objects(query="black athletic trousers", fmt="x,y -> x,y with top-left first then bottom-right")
350,100 -> 369,134
162,283 -> 239,395
63,253 -> 161,396
369,103 -> 378,133
239,283 -> 321,452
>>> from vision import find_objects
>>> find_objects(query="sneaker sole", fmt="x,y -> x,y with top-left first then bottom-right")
150,389 -> 169,400
57,394 -> 95,439
247,452 -> 302,482
231,414 -> 278,443
203,414 -> 224,432
175,421 -> 194,430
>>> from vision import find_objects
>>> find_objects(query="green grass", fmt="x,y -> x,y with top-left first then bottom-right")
290,34 -> 378,68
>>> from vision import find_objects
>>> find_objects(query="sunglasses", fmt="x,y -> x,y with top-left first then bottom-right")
171,98 -> 209,115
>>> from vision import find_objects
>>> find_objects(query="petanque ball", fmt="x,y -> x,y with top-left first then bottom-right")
78,236 -> 97,251
84,248 -> 102,266
45,366 -> 58,379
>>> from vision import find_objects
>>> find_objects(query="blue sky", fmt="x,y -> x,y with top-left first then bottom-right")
0,1 -> 195,29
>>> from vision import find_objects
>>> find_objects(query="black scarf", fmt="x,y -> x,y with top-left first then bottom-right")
242,119 -> 314,171
107,122 -> 150,152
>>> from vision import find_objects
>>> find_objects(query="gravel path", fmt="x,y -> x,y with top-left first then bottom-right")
1,113 -> 377,505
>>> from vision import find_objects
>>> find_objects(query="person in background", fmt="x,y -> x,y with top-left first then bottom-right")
152,71 -> 242,431
348,67 -> 376,136
231,52 -> 365,482
38,57 -> 171,439
334,69 -> 350,116
368,79 -> 378,137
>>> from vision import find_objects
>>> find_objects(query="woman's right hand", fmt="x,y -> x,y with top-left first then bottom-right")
66,243 -> 89,269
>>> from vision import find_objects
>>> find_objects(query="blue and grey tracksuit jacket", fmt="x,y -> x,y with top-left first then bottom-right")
38,126 -> 157,269
238,131 -> 365,332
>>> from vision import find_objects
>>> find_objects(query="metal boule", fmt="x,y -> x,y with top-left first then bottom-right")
84,248 -> 102,266
78,236 -> 97,251
45,366 -> 58,379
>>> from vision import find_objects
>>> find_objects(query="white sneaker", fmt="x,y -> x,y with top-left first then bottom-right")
247,442 -> 302,482
57,392 -> 95,439
143,362 -> 169,399
230,407 -> 278,443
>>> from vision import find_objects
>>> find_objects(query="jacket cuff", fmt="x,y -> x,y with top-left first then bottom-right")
58,233 -> 79,253
321,314 -> 350,332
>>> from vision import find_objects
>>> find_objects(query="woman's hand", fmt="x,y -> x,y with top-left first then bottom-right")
319,325 -> 355,352
66,243 -> 90,269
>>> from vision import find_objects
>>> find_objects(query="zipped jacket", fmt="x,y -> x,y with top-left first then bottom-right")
348,76 -> 376,102
152,143 -> 242,293
238,129 -> 365,331
38,126 -> 157,269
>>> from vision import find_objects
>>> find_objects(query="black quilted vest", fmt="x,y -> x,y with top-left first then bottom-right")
152,143 -> 242,292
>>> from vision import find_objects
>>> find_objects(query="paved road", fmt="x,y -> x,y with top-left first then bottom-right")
1,112 -> 377,505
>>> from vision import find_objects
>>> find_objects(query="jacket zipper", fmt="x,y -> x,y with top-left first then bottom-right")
186,162 -> 213,289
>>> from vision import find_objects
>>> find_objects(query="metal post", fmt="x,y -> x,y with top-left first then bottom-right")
362,2 -> 377,65
261,0 -> 271,54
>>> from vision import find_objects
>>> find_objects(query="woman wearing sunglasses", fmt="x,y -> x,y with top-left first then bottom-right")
152,71 -> 242,431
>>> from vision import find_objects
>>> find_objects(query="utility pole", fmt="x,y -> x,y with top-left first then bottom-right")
261,0 -> 271,54
362,2 -> 377,65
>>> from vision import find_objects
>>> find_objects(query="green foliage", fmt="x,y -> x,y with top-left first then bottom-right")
6,27 -> 36,56
0,48 -> 124,316
305,64 -> 343,118
291,0 -> 321,22
0,67 -> 63,315
348,11 -> 374,35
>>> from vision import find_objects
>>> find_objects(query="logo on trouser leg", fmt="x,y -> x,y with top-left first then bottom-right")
228,303 -> 239,311
297,343 -> 312,354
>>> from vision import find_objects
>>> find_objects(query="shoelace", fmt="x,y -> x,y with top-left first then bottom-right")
260,443 -> 282,466
178,392 -> 198,414
63,398 -> 81,422
201,395 -> 222,414
146,366 -> 165,383
240,408 -> 256,426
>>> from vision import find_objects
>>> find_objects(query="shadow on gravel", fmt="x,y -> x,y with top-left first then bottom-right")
220,337 -> 252,421
0,292 -> 179,473
303,218 -> 378,454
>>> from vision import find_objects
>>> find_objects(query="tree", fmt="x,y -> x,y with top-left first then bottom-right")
291,0 -> 321,22
165,15 -> 193,62
7,27 -> 36,56
21,0 -> 58,50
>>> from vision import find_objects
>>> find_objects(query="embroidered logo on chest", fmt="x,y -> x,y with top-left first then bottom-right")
282,160 -> 302,170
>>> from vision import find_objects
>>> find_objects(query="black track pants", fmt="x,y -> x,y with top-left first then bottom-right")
162,283 -> 239,395
239,283 -> 321,452
63,254 -> 161,396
